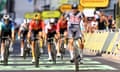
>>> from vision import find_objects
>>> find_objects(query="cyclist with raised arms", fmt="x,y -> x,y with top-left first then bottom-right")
0,14 -> 15,61
65,3 -> 84,63
28,13 -> 45,63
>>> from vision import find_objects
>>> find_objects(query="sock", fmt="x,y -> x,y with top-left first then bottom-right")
78,48 -> 83,59
48,52 -> 51,58
21,48 -> 24,55
70,50 -> 73,60
10,42 -> 13,48
1,51 -> 4,60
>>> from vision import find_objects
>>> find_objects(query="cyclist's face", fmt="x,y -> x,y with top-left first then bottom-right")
72,9 -> 77,13
4,19 -> 9,24
35,19 -> 39,24
50,23 -> 54,26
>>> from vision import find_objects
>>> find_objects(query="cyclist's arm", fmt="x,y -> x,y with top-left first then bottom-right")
28,21 -> 33,39
56,19 -> 61,33
18,23 -> 24,38
41,21 -> 45,32
45,23 -> 49,34
0,23 -> 2,36
11,22 -> 15,41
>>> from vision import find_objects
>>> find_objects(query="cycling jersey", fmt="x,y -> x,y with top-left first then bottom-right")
65,11 -> 83,39
66,11 -> 83,25
29,20 -> 45,31
45,23 -> 57,42
20,22 -> 29,31
45,23 -> 57,34
0,21 -> 14,32
0,21 -> 15,38
57,18 -> 67,33
19,22 -> 29,40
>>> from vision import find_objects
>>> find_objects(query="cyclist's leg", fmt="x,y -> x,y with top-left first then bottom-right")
63,29 -> 68,48
55,33 -> 61,57
0,39 -> 5,61
68,29 -> 74,62
20,31 -> 25,56
47,33 -> 52,60
0,32 -> 7,61
38,31 -> 44,53
28,31 -> 35,62
76,29 -> 84,63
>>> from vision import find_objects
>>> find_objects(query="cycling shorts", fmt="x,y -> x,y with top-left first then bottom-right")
31,29 -> 42,41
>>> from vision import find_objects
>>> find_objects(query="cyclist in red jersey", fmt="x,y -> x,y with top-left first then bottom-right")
56,14 -> 68,57
45,18 -> 57,60
28,13 -> 45,62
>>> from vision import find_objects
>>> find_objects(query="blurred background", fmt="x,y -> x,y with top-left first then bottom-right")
0,0 -> 119,28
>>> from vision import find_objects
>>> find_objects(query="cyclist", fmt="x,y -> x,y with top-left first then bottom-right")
18,19 -> 30,56
65,3 -> 84,63
28,13 -> 45,62
0,14 -> 15,61
45,18 -> 57,60
56,13 -> 68,56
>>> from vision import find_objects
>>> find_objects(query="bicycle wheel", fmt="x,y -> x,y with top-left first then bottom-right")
51,43 -> 56,64
60,40 -> 65,60
74,41 -> 79,71
23,41 -> 27,59
34,40 -> 40,67
4,40 -> 10,65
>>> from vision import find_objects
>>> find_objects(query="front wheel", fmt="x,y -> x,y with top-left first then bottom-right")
4,40 -> 10,65
74,42 -> 79,71
34,41 -> 40,67
51,43 -> 56,64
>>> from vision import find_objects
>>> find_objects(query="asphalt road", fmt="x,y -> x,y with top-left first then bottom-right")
0,40 -> 120,72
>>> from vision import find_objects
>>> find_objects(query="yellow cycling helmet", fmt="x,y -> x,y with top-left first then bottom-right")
33,13 -> 41,20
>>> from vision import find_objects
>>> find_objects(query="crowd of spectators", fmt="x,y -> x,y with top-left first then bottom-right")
81,11 -> 116,33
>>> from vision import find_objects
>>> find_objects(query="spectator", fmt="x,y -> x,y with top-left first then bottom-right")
97,11 -> 109,31
91,17 -> 98,33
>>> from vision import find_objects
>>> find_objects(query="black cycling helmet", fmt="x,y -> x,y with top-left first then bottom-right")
72,3 -> 78,9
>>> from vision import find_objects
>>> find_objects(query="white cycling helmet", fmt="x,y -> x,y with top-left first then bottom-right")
23,19 -> 30,24
49,18 -> 55,24
3,14 -> 10,20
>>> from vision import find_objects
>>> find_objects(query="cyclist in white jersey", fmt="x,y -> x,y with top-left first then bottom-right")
65,3 -> 84,63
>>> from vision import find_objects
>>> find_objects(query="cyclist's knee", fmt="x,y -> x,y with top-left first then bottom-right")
68,38 -> 73,44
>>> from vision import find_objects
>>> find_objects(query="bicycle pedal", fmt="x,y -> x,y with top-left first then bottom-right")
57,56 -> 60,58
70,59 -> 74,63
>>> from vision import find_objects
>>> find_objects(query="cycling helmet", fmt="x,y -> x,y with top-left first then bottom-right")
72,3 -> 78,9
33,13 -> 40,20
23,19 -> 30,24
3,14 -> 10,20
49,18 -> 55,24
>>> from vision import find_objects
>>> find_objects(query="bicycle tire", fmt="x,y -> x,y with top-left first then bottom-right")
4,40 -> 10,65
60,41 -> 65,60
23,51 -> 26,59
34,40 -> 40,67
51,43 -> 56,64
74,41 -> 79,71
23,43 -> 27,59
